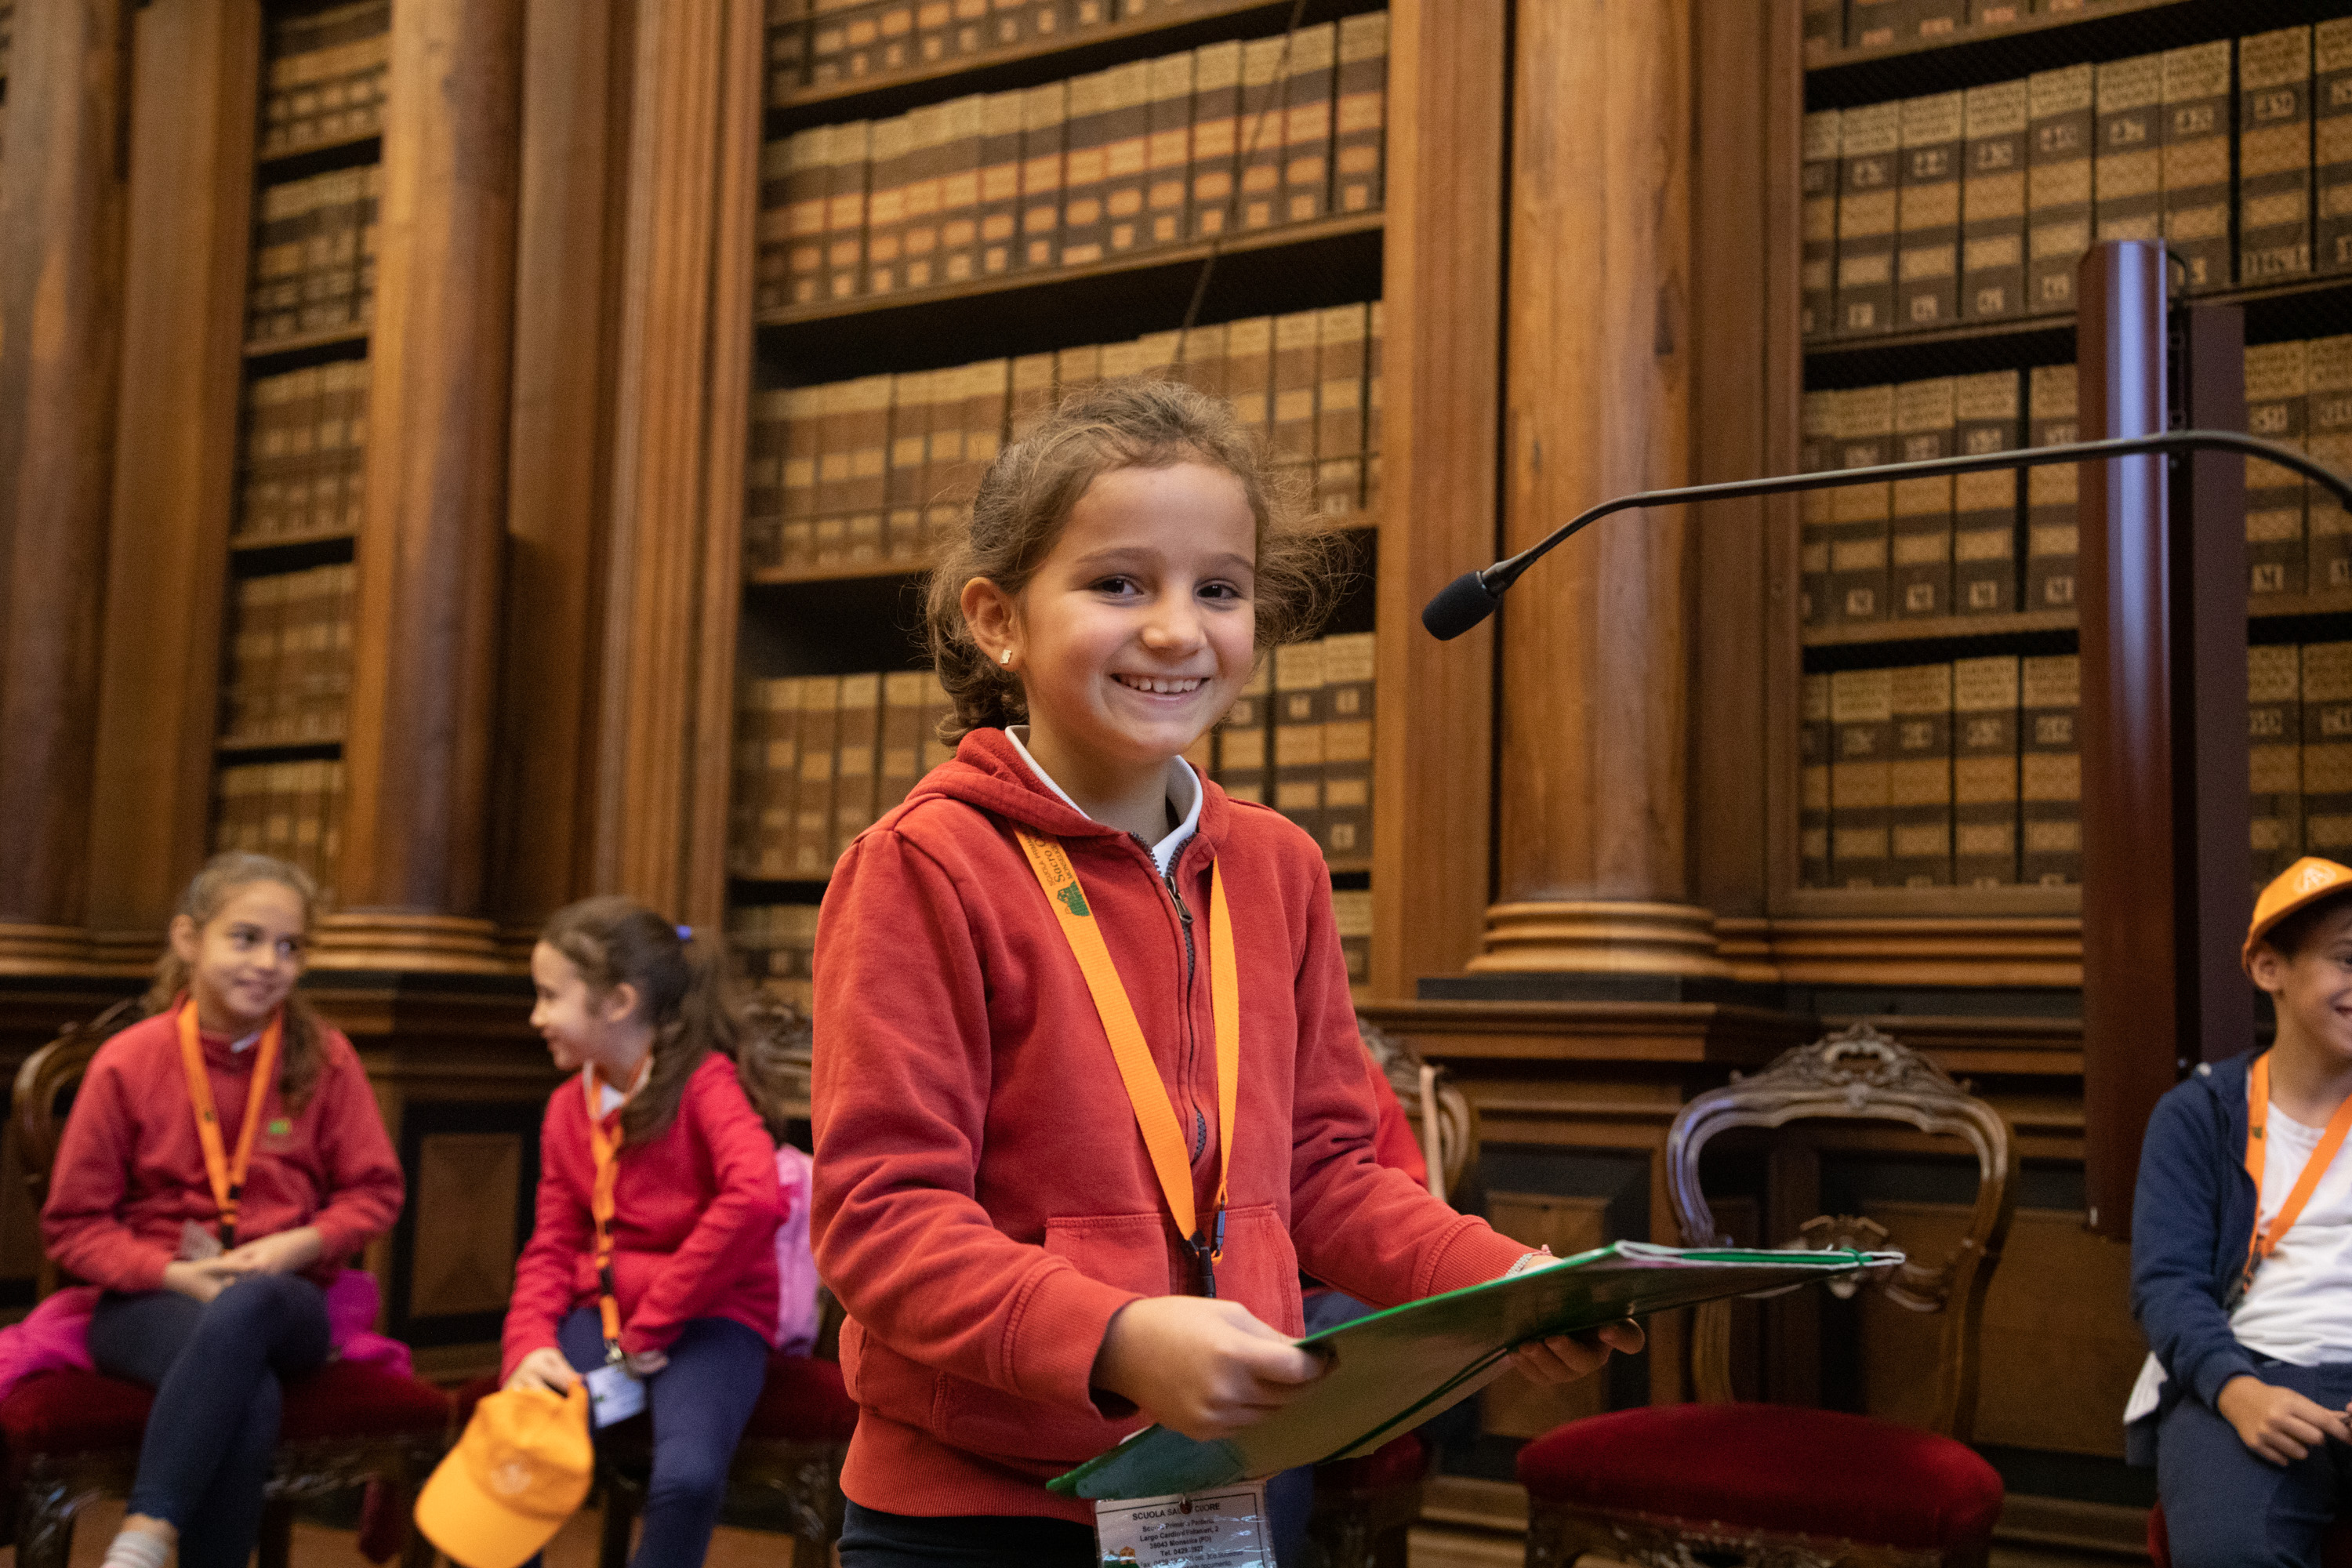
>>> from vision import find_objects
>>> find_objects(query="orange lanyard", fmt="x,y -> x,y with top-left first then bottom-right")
2239,1051 -> 2352,1297
583,1059 -> 649,1360
176,999 -> 283,1250
1016,829 -> 1239,1296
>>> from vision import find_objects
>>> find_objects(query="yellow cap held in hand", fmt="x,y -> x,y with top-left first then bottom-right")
2245,857 -> 2352,974
415,1382 -> 593,1568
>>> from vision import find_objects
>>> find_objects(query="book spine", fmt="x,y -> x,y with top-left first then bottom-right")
901,102 -> 951,291
783,127 -> 830,306
1896,93 -> 1964,328
1846,0 -> 1899,49
1177,320 -> 1225,398
1909,0 -> 1964,42
2309,334 -> 2352,594
1315,303 -> 1369,517
2159,39 -> 2232,294
2020,653 -> 2082,886
1218,663 -> 1269,804
730,677 -> 765,874
1800,671 -> 1831,887
766,0 -> 810,98
843,373 -> 894,520
1146,51 -> 1195,246
2027,64 -> 2095,313
1891,376 -> 1957,619
878,669 -> 930,820
1192,40 -> 1243,238
920,671 -> 956,772
806,2 -> 848,82
1271,309 -> 1320,487
1320,630 -> 1374,866
1226,316 -> 1275,450
931,93 -> 984,286
1830,666 -> 1895,887
2247,339 -> 2310,599
2240,27 -> 2314,285
862,113 -> 915,296
1798,390 -> 1835,628
1828,383 -> 1893,624
1951,368 -> 2022,615
2251,642 -> 2304,887
1889,661 -> 1954,887
950,0 -> 989,62
832,673 -> 882,857
1330,889 -> 1373,996
1835,100 -> 1900,337
2319,20 -> 2352,277
764,677 -> 806,877
1237,37 -> 1289,233
1801,110 -> 1841,341
978,89 -> 1025,277
1961,79 -> 2027,320
1334,13 -> 1387,216
1281,22 -> 1337,226
877,0 -> 916,74
1098,338 -> 1146,382
1102,59 -> 1155,255
1059,69 -> 1113,266
1019,82 -> 1068,270
885,368 -> 931,521
2304,641 -> 2352,863
1134,329 -> 1182,379
2026,362 -> 2078,612
2092,53 -> 2162,247
1055,341 -> 1101,398
1802,0 -> 1838,65
826,120 -> 873,300
1952,655 -> 2020,886
1364,301 -> 1384,513
793,676 -> 843,875
1272,639 -> 1327,848
1008,350 -> 1055,434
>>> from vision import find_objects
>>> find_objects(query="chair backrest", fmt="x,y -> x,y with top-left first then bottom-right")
1664,1022 -> 2018,1441
1357,1018 -> 1480,1203
14,997 -> 145,1298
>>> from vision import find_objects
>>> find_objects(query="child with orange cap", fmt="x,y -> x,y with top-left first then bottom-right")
2129,857 -> 2352,1562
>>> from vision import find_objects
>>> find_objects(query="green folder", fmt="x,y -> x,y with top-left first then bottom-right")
1048,1241 -> 1901,1501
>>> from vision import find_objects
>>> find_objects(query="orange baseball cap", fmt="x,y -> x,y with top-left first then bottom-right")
2244,857 -> 2352,971
415,1383 -> 593,1568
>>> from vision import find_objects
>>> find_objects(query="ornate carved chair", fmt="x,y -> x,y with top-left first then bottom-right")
1518,1024 -> 2017,1568
2,1001 -> 450,1568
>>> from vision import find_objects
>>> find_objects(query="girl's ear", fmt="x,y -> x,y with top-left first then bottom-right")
960,575 -> 1019,666
169,913 -> 202,967
2249,946 -> 2292,996
603,980 -> 643,1027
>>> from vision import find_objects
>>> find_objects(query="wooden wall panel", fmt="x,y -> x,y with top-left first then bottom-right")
408,1131 -> 524,1319
1479,1192 -> 1611,1438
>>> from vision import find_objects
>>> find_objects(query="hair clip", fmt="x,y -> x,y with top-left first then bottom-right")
676,924 -> 693,942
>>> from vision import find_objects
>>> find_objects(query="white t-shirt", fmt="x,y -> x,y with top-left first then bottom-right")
1005,726 -> 1201,878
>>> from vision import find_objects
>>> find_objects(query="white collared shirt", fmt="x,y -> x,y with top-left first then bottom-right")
1007,726 -> 1201,877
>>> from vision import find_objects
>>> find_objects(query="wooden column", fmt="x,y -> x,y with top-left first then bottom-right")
83,0 -> 261,964
0,0 -> 128,967
316,0 -> 524,971
1368,0 -> 1506,996
1477,0 -> 1722,977
591,0 -> 760,927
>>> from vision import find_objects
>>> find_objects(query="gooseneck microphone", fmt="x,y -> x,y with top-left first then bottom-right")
1421,430 -> 2352,641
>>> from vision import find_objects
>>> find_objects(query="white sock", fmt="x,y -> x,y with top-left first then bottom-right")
103,1528 -> 171,1568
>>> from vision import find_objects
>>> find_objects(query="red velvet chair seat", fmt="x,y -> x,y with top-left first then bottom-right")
1,1361 -> 448,1461
1519,1405 -> 2003,1552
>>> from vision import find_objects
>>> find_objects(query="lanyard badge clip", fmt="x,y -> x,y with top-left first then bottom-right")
1187,1208 -> 1229,1298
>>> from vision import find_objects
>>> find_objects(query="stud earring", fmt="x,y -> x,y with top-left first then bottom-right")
1000,648 -> 1013,665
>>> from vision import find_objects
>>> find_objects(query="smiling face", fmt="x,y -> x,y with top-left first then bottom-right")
171,880 -> 309,1036
2253,899 -> 2352,1069
971,460 -> 1260,798
529,942 -> 646,1077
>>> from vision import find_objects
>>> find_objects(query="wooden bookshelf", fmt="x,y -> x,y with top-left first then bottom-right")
244,322 -> 370,361
1801,607 -> 2077,648
256,128 -> 381,172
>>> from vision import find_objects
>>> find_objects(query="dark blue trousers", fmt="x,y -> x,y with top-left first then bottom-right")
88,1273 -> 331,1568
552,1307 -> 768,1568
2159,1359 -> 2352,1568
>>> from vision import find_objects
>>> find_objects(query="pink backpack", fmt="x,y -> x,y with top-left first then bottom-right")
771,1145 -> 820,1356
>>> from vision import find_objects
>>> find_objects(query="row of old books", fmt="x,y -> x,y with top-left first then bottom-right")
222,566 -> 356,748
1799,655 -> 2079,891
260,0 -> 389,159
1207,633 -> 1377,869
249,165 -> 382,346
1804,25 -> 2351,340
756,14 -> 1387,310
744,300 -> 1384,573
2251,641 -> 2352,888
771,0 -> 1183,93
732,884 -> 1377,1007
1806,0 -> 2128,61
2242,336 -> 2352,601
730,670 -> 959,880
236,360 -> 371,544
212,760 -> 345,907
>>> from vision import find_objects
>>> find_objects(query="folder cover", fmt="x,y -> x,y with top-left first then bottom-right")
1048,1241 -> 1900,1500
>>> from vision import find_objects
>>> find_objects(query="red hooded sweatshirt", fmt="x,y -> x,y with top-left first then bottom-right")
811,729 -> 1528,1522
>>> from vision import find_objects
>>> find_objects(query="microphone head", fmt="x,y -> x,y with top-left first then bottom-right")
1421,570 -> 1501,641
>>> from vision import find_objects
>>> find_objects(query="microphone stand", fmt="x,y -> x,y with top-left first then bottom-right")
1422,430 -> 2352,639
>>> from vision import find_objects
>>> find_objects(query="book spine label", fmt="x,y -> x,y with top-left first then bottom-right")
2309,334 -> 2352,593
826,121 -> 873,300
2241,28 -> 2314,285
1891,376 -> 1957,618
2247,339 -> 2310,598
1830,666 -> 1895,887
2092,54 -> 2162,246
793,677 -> 841,875
760,678 -> 805,877
1320,631 -> 1374,866
2251,643 -> 2304,886
1218,665 -> 1270,804
1192,40 -> 1244,238
1829,383 -> 1894,624
1800,671 -> 1831,887
833,673 -> 884,859
1059,70 -> 1113,265
1271,309 -> 1320,478
1281,23 -> 1337,225
785,128 -> 830,306
1847,0 -> 1900,49
2020,654 -> 2082,885
898,103 -> 949,289
1334,13 -> 1388,216
862,114 -> 915,295
1802,110 -> 1841,341
978,90 -> 1025,276
1019,82 -> 1067,271
1146,53 -> 1195,246
1272,640 -> 1327,847
1802,0 -> 1838,64
1952,655 -> 2020,886
2318,20 -> 2352,275
1896,93 -> 1964,329
2027,64 -> 2095,312
1951,368 -> 2022,615
1102,60 -> 1155,254
1313,303 -> 1369,516
1835,100 -> 1900,337
2304,641 -> 2352,862
936,95 -> 985,285
2026,363 -> 2078,612
1889,662 -> 1954,886
2160,40 -> 2232,294
1238,38 -> 1289,232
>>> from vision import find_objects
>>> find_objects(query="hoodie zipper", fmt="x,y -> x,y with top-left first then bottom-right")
1134,833 -> 1207,1161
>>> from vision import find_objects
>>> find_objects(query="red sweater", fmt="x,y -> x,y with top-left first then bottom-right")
811,729 -> 1527,1522
42,1010 -> 404,1293
501,1051 -> 782,1380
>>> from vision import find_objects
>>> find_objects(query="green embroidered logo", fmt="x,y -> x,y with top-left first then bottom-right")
268,1118 -> 292,1136
1056,882 -> 1091,919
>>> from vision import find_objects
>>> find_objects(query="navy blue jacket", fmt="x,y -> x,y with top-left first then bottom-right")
2127,1051 -> 2260,1465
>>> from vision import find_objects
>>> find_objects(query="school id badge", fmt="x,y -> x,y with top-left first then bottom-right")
1094,1483 -> 1272,1567
583,1363 -> 647,1429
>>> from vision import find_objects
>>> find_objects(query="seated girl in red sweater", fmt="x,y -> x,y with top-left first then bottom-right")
43,852 -> 405,1568
501,897 -> 786,1568
811,379 -> 1641,1566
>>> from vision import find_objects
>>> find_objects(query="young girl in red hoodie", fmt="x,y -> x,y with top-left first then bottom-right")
45,853 -> 404,1568
502,897 -> 784,1568
812,379 -> 1641,1566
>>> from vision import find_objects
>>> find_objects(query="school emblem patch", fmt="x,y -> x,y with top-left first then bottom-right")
1056,883 -> 1091,919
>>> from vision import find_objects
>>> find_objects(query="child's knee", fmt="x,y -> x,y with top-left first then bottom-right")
648,1444 -> 735,1509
